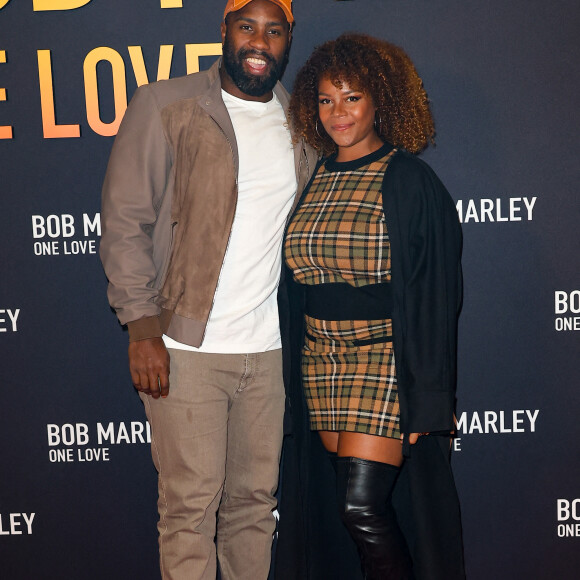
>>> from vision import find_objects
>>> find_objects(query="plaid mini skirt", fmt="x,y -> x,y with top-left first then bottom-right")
301,314 -> 401,439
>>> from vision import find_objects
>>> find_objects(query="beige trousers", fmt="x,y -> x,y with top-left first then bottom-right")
141,348 -> 285,580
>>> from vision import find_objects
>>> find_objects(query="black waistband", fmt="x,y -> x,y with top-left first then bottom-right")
304,282 -> 393,321
304,331 -> 392,346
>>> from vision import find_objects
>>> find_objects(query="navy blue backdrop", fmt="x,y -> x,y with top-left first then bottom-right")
1,1 -> 579,578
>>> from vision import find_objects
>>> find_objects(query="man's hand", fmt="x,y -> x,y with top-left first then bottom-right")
128,337 -> 170,399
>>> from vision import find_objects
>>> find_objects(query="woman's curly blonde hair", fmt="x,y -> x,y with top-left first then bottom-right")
289,34 -> 435,156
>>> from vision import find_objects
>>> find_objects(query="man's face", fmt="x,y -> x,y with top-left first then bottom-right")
221,0 -> 291,100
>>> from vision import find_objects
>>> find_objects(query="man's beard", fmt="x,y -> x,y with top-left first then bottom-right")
222,36 -> 288,97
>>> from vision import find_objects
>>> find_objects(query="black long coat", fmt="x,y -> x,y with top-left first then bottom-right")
275,146 -> 466,580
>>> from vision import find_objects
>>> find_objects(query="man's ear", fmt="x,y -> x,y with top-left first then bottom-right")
220,20 -> 227,45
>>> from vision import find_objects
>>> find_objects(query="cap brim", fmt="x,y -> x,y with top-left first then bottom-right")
224,0 -> 294,24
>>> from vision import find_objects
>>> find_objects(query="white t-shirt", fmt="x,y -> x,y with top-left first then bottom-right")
163,90 -> 297,353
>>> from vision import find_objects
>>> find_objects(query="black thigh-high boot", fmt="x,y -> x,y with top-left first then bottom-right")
336,457 -> 413,580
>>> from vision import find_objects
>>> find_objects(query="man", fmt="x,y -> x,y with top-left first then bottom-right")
99,1 -> 316,578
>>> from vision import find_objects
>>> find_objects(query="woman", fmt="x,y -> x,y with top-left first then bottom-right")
277,35 -> 465,579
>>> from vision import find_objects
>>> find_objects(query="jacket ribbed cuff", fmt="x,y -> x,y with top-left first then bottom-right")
127,315 -> 163,342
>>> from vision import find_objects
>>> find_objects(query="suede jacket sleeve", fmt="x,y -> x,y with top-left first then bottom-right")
383,151 -> 463,435
99,84 -> 173,341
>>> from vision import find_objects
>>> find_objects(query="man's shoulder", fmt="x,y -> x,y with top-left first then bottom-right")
273,81 -> 290,107
139,64 -> 219,111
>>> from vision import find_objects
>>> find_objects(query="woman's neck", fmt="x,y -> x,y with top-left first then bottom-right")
335,136 -> 385,162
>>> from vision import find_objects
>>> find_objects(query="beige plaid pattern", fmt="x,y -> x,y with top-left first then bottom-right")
302,315 -> 400,439
286,150 -> 401,439
285,149 -> 396,287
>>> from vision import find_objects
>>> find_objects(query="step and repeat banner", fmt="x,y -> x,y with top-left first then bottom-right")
1,1 -> 578,578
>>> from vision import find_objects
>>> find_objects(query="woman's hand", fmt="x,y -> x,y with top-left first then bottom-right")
401,432 -> 429,445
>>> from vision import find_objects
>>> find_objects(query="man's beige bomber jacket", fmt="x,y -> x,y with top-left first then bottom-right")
100,59 -> 317,347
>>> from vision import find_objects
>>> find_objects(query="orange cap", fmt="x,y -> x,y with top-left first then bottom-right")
223,0 -> 294,24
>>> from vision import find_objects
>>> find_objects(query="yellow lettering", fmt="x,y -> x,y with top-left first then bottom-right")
128,45 -> 174,87
84,47 -> 127,137
37,50 -> 80,139
0,50 -> 12,139
160,0 -> 183,7
185,43 -> 222,75
0,1 -> 12,10
33,0 -> 91,10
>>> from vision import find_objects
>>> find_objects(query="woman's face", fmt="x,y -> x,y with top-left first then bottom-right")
318,77 -> 382,161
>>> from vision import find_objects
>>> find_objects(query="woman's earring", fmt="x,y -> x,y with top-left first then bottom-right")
374,112 -> 382,133
315,119 -> 323,138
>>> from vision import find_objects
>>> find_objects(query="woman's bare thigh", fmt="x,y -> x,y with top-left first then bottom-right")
318,430 -> 403,466
338,431 -> 403,467
318,430 -> 339,453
